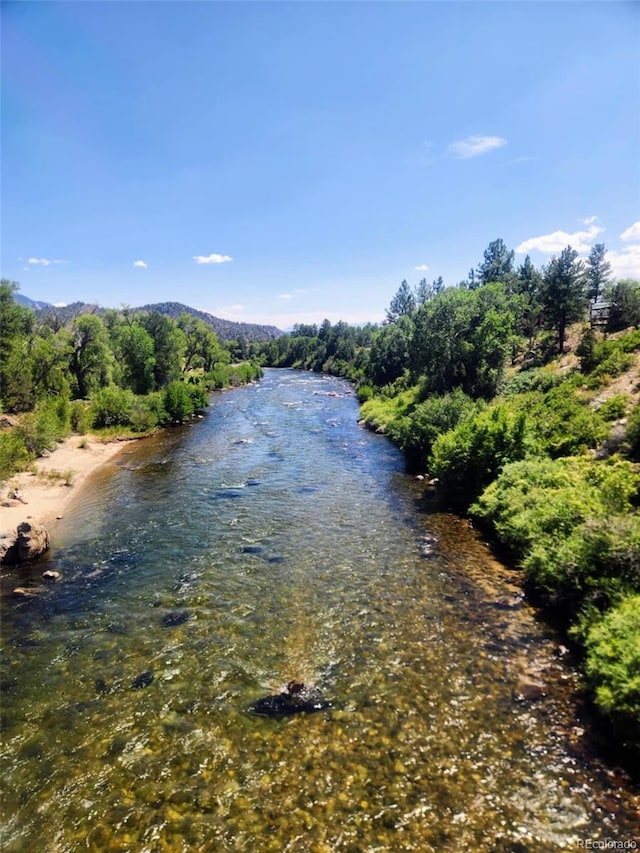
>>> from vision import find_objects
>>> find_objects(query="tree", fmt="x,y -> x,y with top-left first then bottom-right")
140,311 -> 186,387
368,316 -> 412,386
514,255 -> 543,347
477,238 -> 515,287
542,246 -> 586,354
606,279 -> 640,332
0,281 -> 35,411
69,314 -> 113,398
177,314 -> 225,373
386,280 -> 416,323
586,243 -> 612,303
119,323 -> 156,394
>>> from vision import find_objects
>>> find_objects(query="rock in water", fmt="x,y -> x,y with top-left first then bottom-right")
16,521 -> 50,562
161,609 -> 190,628
248,680 -> 331,718
131,670 -> 154,690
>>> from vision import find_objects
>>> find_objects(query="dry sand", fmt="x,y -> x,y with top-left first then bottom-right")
0,436 -> 133,536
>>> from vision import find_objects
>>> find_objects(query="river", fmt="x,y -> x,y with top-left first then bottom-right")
1,369 -> 638,851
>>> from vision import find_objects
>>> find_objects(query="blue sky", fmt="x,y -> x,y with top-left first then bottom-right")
2,1 -> 639,329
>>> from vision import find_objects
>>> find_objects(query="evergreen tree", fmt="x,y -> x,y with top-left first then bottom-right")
542,246 -> 586,353
386,280 -> 416,323
586,243 -> 612,303
477,238 -> 515,287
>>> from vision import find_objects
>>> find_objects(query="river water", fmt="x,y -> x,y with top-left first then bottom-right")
1,369 -> 638,851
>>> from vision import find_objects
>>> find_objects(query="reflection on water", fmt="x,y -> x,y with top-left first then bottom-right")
1,369 -> 638,851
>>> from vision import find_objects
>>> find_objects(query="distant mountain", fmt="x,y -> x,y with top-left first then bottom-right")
15,293 -> 53,311
135,301 -> 283,342
22,296 -> 283,342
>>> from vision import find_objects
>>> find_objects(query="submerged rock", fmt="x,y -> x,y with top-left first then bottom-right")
131,670 -> 154,690
248,681 -> 331,718
161,609 -> 190,628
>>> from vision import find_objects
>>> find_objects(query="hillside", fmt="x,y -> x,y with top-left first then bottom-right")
29,298 -> 283,342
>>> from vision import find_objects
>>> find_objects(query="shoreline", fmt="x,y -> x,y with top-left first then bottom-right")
0,435 -> 133,539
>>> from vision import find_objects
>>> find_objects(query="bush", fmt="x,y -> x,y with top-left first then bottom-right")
70,400 -> 92,434
626,404 -> 640,460
598,394 -> 628,421
16,398 -> 69,456
0,430 -> 31,480
514,382 -> 607,457
91,386 -> 134,428
388,389 -> 476,468
429,403 -> 531,508
164,380 -> 195,423
583,594 -> 640,723
472,456 -> 640,559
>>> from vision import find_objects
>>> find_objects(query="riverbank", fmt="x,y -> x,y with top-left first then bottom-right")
0,435 -> 132,538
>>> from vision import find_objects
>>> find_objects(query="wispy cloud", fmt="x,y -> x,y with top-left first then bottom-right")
581,215 -> 599,226
515,224 -> 604,255
278,293 -> 292,300
133,260 -> 148,268
621,221 -> 640,242
415,264 -> 430,271
210,304 -> 245,317
193,253 -> 233,264
448,135 -> 507,159
26,257 -> 66,267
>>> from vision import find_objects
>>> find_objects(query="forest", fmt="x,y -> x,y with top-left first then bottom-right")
251,238 -> 640,756
1,237 -> 640,757
0,280 -> 263,476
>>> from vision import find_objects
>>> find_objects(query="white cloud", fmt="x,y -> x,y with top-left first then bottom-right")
448,135 -> 507,159
193,253 -> 233,264
278,293 -> 292,300
26,257 -> 66,267
53,302 -> 67,307
515,224 -> 604,255
133,260 -> 148,268
581,215 -> 599,226
415,264 -> 430,271
608,245 -> 640,279
621,221 -> 640,242
209,304 -> 245,317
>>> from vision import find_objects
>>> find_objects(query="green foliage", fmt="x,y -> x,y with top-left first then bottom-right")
626,404 -> 640,460
0,431 -> 31,480
388,389 -> 476,468
163,380 -> 195,423
583,595 -> 640,722
541,245 -> 586,353
91,386 -> 135,428
606,279 -> 640,332
598,394 -> 628,421
513,380 -> 607,457
430,403 -> 530,508
501,366 -> 565,396
472,456 -> 639,558
70,400 -> 93,435
15,397 -> 70,456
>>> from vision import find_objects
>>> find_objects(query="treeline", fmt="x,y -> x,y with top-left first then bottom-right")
254,238 -> 640,751
0,280 -> 262,478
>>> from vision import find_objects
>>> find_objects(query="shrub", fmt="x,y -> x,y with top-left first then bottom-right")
15,397 -> 70,456
164,380 -> 195,423
582,594 -> 640,724
388,389 -> 476,468
626,404 -> 640,460
91,386 -> 134,428
472,456 -> 640,559
598,394 -> 628,421
0,430 -> 31,480
429,403 -> 531,509
70,400 -> 92,434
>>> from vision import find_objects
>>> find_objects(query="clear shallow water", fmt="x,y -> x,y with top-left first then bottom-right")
1,369 -> 638,851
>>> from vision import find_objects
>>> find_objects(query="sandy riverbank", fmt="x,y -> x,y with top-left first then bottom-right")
0,436 -> 133,536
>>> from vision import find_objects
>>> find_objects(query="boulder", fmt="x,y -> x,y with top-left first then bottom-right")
0,532 -> 19,565
16,521 -> 50,562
